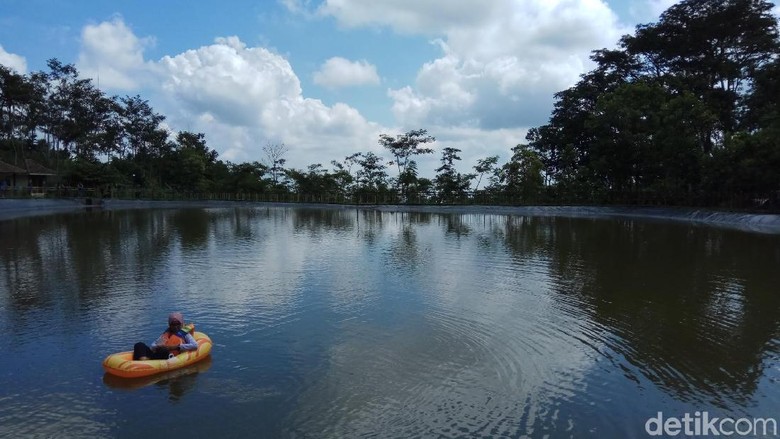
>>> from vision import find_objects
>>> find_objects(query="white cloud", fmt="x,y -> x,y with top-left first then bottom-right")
0,45 -> 27,73
72,19 -> 387,168
419,125 -> 528,177
77,17 -> 154,90
629,0 -> 679,22
318,0 -> 496,34
155,36 -> 384,165
313,57 -> 380,89
318,0 -> 626,131
280,0 -> 318,16
72,1 -> 634,178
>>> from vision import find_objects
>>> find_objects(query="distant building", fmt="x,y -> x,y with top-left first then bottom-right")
24,159 -> 57,188
0,159 -> 27,188
0,159 -> 58,196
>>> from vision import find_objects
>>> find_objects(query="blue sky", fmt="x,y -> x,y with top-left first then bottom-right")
4,0 -> 765,178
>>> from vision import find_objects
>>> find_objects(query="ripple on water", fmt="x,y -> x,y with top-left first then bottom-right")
2,207 -> 778,437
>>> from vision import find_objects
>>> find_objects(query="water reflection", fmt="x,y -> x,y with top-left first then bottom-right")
103,355 -> 213,401
1,207 -> 779,437
488,215 -> 780,407
171,208 -> 212,250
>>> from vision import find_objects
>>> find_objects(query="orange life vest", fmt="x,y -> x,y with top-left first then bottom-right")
159,330 -> 187,356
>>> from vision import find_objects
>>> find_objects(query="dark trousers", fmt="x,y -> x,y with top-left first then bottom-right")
133,342 -> 171,360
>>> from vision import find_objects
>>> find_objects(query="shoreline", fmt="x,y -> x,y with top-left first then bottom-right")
1,198 -> 779,234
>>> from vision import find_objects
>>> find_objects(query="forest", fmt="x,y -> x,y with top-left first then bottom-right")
1,0 -> 778,209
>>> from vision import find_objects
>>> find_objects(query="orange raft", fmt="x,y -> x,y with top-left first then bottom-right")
103,331 -> 212,378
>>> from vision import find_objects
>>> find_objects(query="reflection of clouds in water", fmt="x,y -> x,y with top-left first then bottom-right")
285,313 -> 589,437
162,207 -> 383,338
283,214 -> 596,437
4,207 -> 778,436
199,377 -> 283,404
0,390 -> 113,438
170,210 -> 309,311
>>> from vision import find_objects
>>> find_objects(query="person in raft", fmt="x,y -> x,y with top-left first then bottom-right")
133,312 -> 198,360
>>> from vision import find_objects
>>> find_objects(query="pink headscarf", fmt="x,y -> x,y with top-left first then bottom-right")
168,311 -> 184,326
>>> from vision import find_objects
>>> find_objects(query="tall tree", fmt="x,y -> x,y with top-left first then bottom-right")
227,161 -> 268,193
120,95 -> 167,159
434,147 -> 473,202
498,144 -> 545,203
379,129 -> 435,196
622,0 -> 779,152
473,155 -> 499,192
354,152 -> 388,192
166,131 -> 219,192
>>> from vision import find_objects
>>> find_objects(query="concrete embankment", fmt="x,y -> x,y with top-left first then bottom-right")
370,205 -> 780,234
1,199 -> 778,234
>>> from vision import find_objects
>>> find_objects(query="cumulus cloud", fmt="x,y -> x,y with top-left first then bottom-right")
313,57 -> 380,89
77,17 -> 154,90
72,1 -> 636,179
155,36 -> 384,164
318,0 -> 496,34
316,0 -> 625,131
74,18 -> 385,168
280,0 -> 319,16
0,45 -> 27,73
420,125 -> 529,176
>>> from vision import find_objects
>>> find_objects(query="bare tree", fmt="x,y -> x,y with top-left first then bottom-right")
263,142 -> 288,186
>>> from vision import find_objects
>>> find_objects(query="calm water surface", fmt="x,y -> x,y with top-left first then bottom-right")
1,206 -> 779,438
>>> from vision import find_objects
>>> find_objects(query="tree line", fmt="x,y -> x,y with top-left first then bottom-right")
526,0 -> 780,207
1,0 -> 778,208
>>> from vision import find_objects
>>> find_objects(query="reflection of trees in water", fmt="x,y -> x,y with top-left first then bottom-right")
291,208 -> 355,237
171,209 -> 212,250
209,208 -> 262,240
382,212 -> 437,274
384,224 -> 421,274
356,210 -> 384,246
0,210 -> 176,316
0,217 -> 61,311
438,215 -> 471,239
498,216 -> 780,406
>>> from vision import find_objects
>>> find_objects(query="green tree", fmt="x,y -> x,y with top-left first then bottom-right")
622,0 -> 779,152
527,0 -> 780,205
330,153 -> 360,195
227,161 -> 268,193
434,147 -> 473,203
166,131 -> 219,192
285,163 -> 344,195
498,144 -> 544,203
473,155 -> 499,192
354,152 -> 389,192
118,95 -> 170,186
0,66 -> 43,164
379,129 -> 435,196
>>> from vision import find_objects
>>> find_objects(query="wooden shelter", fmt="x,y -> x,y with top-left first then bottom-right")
0,159 -> 58,197
0,159 -> 27,188
24,159 -> 57,188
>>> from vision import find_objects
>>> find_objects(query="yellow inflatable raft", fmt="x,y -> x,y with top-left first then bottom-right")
103,355 -> 213,390
103,331 -> 212,378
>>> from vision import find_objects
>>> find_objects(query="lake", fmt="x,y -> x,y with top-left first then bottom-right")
1,205 -> 779,438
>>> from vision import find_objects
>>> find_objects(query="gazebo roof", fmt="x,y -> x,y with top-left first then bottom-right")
25,159 -> 57,175
0,159 -> 27,174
